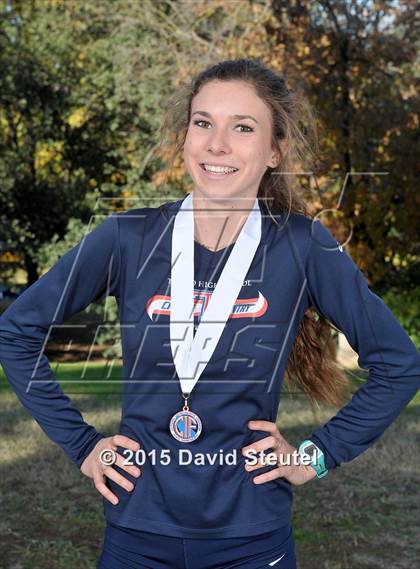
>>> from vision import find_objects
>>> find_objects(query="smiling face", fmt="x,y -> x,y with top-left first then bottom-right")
183,80 -> 280,202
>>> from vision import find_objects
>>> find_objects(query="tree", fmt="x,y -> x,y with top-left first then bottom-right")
268,0 -> 419,286
0,0 -> 168,284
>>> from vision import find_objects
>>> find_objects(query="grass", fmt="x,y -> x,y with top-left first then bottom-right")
0,364 -> 419,569
0,361 -> 124,396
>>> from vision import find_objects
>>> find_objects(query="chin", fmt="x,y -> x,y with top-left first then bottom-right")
192,185 -> 239,200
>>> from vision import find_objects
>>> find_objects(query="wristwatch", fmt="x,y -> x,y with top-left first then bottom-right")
298,439 -> 328,478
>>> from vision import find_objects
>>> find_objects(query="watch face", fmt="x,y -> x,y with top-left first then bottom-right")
303,444 -> 318,460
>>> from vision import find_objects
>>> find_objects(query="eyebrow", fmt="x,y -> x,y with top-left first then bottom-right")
191,110 -> 259,124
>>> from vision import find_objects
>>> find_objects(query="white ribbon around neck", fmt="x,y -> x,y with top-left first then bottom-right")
170,191 -> 262,395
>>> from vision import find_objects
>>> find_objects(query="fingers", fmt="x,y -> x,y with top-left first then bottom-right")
244,423 -> 316,486
93,453 -> 139,505
92,435 -> 142,505
247,420 -> 289,449
243,447 -> 296,484
108,435 -> 141,477
244,455 -> 273,472
93,470 -> 120,505
247,420 -> 278,435
111,434 -> 141,452
114,449 -> 141,478
244,444 -> 292,484
242,434 -> 277,459
251,465 -> 285,485
243,421 -> 296,483
103,464 -> 135,493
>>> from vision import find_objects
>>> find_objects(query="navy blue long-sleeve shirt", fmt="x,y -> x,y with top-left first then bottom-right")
0,195 -> 419,538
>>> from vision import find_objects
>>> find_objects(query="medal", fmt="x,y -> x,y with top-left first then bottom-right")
169,191 -> 262,442
169,394 -> 202,442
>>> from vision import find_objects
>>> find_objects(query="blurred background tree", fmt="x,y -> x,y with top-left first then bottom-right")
0,0 -> 418,348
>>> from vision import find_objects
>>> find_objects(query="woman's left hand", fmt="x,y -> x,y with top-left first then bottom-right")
242,420 -> 317,486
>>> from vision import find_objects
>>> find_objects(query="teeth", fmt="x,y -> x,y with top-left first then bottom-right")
203,164 -> 238,174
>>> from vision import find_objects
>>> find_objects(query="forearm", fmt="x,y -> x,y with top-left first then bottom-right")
0,215 -> 119,469
0,331 -> 107,468
308,370 -> 419,470
304,217 -> 420,471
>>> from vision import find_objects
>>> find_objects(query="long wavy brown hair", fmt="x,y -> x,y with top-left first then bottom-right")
156,58 -> 351,408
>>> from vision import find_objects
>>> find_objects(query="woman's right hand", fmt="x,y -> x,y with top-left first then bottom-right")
80,434 -> 142,505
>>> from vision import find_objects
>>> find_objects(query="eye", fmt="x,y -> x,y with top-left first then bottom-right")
192,119 -> 211,128
192,119 -> 254,133
235,124 -> 254,133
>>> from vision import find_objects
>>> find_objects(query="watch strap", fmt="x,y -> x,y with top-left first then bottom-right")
298,439 -> 328,478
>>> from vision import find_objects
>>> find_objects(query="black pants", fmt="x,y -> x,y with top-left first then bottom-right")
97,522 -> 297,569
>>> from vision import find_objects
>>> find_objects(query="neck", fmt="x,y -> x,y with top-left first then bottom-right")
192,190 -> 257,251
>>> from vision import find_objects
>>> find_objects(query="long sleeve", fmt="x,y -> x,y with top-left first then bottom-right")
304,218 -> 420,470
0,214 -> 121,468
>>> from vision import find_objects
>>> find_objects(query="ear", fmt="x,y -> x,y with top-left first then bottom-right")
267,140 -> 287,168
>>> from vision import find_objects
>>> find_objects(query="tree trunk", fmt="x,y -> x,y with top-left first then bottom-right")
24,253 -> 39,286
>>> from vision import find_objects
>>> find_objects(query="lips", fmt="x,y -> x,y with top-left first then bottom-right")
200,163 -> 238,170
199,163 -> 239,178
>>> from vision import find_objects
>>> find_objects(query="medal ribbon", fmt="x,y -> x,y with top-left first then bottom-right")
170,191 -> 262,395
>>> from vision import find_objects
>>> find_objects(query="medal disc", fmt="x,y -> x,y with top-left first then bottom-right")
170,409 -> 202,442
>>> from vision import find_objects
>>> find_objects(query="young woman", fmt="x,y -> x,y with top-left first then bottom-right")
0,59 -> 419,569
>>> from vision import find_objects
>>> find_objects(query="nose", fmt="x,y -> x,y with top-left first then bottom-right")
206,127 -> 231,155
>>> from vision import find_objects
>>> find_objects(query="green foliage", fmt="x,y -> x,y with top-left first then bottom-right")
88,295 -> 122,360
0,0 -> 418,341
381,287 -> 420,349
270,0 -> 419,286
33,179 -> 182,358
0,1 -> 180,284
